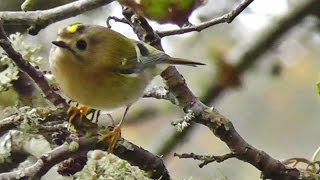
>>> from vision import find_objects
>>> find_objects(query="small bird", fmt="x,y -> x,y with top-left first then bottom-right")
49,23 -> 204,152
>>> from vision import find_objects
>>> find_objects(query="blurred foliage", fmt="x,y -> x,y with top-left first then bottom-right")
317,82 -> 320,96
119,0 -> 207,26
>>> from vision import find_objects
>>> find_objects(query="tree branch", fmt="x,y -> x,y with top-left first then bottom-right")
0,115 -> 19,137
157,0 -> 254,37
119,2 -> 320,179
156,0 -> 320,159
0,135 -> 170,179
174,152 -> 235,168
0,0 -> 114,35
0,107 -> 170,179
161,66 -> 300,179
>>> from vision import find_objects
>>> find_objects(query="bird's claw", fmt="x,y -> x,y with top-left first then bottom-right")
67,105 -> 89,130
98,125 -> 121,153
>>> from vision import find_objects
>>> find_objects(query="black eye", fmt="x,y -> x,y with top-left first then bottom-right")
76,39 -> 87,50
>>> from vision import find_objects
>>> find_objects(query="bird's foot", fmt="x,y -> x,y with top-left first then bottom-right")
98,125 -> 121,153
67,105 -> 89,130
98,105 -> 130,153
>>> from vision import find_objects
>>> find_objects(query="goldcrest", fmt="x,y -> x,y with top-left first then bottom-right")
49,23 -> 204,111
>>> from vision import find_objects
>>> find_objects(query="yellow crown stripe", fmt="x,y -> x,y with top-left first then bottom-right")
66,23 -> 83,33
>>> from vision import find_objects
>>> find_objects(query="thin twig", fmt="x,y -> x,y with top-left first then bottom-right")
143,86 -> 177,105
0,0 -> 114,35
174,152 -> 235,168
106,16 -> 130,28
157,0 -> 254,37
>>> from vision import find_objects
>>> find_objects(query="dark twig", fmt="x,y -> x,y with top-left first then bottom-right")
157,0 -> 254,37
0,0 -> 114,35
106,16 -> 130,28
174,152 -> 235,168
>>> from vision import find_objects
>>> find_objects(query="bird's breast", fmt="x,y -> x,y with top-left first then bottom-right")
51,60 -> 151,110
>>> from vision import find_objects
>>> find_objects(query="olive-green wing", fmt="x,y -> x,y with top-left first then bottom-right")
118,41 -> 204,74
118,41 -> 170,74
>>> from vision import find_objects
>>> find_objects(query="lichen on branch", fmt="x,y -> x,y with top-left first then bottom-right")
0,33 -> 43,92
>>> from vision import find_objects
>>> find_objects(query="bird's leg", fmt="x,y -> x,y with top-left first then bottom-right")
107,113 -> 115,125
67,104 -> 89,130
99,104 -> 131,153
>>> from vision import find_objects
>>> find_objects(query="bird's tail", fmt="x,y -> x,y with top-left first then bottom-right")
165,57 -> 205,67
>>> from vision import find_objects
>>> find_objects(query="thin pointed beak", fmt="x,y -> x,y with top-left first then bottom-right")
52,40 -> 75,54
52,41 -> 68,49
